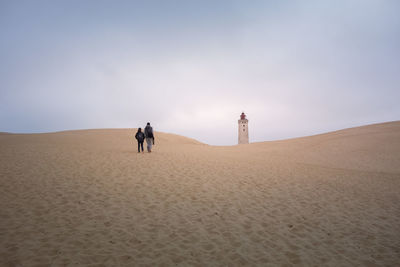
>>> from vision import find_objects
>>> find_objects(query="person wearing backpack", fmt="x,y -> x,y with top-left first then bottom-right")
135,128 -> 145,153
144,122 -> 155,152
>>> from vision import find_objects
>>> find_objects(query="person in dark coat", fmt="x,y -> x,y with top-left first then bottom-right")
135,128 -> 145,153
144,122 -> 155,152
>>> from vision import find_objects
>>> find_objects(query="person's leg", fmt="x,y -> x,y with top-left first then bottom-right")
140,142 -> 144,152
146,138 -> 152,152
137,142 -> 140,153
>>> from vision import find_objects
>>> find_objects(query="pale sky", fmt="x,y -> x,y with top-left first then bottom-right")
1,0 -> 399,145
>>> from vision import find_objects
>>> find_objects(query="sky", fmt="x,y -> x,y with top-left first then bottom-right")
1,0 -> 399,145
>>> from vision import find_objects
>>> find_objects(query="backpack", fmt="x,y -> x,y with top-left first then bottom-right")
147,128 -> 154,138
135,132 -> 145,142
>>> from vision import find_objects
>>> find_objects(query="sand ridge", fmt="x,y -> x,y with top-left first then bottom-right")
1,121 -> 400,266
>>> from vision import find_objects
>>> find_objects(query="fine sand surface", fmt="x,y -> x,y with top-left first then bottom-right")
1,121 -> 400,266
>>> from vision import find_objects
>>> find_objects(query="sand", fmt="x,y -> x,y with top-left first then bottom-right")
1,121 -> 399,266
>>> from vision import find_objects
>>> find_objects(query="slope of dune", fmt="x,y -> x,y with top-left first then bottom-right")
1,122 -> 399,266
248,121 -> 400,173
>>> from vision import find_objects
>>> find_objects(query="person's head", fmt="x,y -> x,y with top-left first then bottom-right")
147,122 -> 150,126
138,128 -> 142,132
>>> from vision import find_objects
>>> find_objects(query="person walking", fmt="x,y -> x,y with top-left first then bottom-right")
135,128 -> 145,153
144,122 -> 155,152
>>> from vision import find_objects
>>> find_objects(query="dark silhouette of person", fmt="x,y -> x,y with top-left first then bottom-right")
144,122 -> 155,152
135,128 -> 145,153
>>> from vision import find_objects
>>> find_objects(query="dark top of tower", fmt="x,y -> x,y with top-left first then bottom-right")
240,112 -> 246,120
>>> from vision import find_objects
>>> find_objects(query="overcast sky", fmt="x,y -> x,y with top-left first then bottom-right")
1,0 -> 399,145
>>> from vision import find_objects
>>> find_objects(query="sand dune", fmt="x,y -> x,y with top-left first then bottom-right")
1,121 -> 399,266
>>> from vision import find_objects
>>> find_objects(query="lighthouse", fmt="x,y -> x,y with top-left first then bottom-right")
238,112 -> 249,144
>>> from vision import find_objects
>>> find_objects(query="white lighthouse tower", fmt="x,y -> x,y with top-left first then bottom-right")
238,112 -> 249,144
